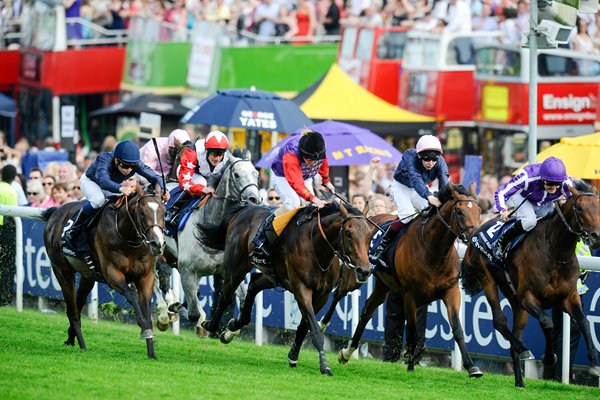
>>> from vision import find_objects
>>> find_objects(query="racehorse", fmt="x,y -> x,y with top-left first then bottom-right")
199,202 -> 373,375
338,183 -> 484,378
163,148 -> 261,334
461,182 -> 600,387
44,185 -> 166,359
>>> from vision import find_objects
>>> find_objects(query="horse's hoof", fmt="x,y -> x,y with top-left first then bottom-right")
156,320 -> 169,332
589,365 -> 600,377
220,329 -> 239,344
227,318 -> 237,331
407,365 -> 415,372
195,324 -> 209,338
167,311 -> 179,323
519,350 -> 534,361
200,320 -> 213,335
321,367 -> 333,377
468,367 -> 484,378
288,358 -> 298,368
64,340 -> 75,346
541,353 -> 557,366
337,349 -> 349,364
168,302 -> 182,313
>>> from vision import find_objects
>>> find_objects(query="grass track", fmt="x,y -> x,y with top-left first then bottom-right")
0,307 -> 596,399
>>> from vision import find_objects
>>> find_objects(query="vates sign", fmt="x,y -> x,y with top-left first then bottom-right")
239,110 -> 278,130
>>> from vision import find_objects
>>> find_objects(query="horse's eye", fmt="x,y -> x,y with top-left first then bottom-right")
234,172 -> 240,179
345,230 -> 353,240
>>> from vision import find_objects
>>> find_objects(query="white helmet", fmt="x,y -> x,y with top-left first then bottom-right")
416,135 -> 443,154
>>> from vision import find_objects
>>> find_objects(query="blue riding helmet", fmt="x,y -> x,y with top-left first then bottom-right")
114,140 -> 141,163
540,156 -> 567,183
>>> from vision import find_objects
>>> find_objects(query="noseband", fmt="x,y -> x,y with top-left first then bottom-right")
211,159 -> 259,205
555,192 -> 598,241
115,194 -> 165,248
433,198 -> 480,243
314,210 -> 368,272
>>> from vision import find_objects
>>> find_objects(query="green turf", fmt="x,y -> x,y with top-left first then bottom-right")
0,307 -> 596,399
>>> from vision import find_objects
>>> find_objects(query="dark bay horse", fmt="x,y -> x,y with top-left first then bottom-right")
461,183 -> 600,387
44,186 -> 166,359
338,183 -> 484,378
199,202 -> 373,375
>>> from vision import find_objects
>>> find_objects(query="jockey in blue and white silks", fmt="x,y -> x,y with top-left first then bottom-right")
492,156 -> 572,258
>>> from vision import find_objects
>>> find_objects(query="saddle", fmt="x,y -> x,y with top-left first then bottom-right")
368,219 -> 411,271
164,186 -> 203,238
273,206 -> 306,235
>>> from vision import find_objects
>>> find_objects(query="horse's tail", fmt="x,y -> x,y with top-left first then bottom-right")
195,205 -> 246,252
459,258 -> 483,296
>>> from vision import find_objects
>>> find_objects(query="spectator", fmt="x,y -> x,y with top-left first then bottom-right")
254,0 -> 280,39
444,0 -> 472,33
352,193 -> 367,212
10,172 -> 27,206
41,175 -> 55,197
274,6 -> 296,41
293,0 -> 316,44
25,179 -> 46,207
498,5 -> 520,46
322,0 -> 341,35
372,194 -> 389,215
50,182 -> 72,206
28,168 -> 43,180
64,0 -> 83,40
266,187 -> 282,206
68,178 -> 85,200
43,162 -> 60,181
58,162 -> 78,184
0,164 -> 18,305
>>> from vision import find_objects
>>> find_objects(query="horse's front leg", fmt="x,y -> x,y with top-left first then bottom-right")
319,288 -> 344,332
442,286 -> 483,378
563,292 -> 600,376
179,267 -> 207,336
520,291 -> 556,367
339,277 -> 389,364
153,275 -> 171,331
136,271 -> 158,359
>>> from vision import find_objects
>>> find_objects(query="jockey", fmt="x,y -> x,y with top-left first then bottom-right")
62,140 -> 167,248
250,129 -> 334,266
493,156 -> 572,259
139,129 -> 191,187
371,135 -> 449,268
165,130 -> 230,223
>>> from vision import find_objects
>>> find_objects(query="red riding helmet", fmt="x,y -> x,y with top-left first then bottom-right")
204,131 -> 229,150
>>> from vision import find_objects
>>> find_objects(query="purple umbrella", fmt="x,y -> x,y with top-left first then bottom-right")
255,120 -> 402,167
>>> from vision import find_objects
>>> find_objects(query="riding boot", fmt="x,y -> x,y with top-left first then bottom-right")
250,212 -> 277,266
62,202 -> 92,248
494,220 -> 526,260
371,221 -> 403,269
165,192 -> 190,225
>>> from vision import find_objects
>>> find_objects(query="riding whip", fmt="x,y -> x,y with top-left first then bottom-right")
151,138 -> 167,192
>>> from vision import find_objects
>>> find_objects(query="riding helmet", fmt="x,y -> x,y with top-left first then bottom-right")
299,130 -> 326,160
204,130 -> 230,150
540,156 -> 568,182
114,140 -> 141,163
168,129 -> 191,147
416,135 -> 443,155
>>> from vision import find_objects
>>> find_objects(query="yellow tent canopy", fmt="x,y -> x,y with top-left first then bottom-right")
293,64 -> 435,136
535,132 -> 600,180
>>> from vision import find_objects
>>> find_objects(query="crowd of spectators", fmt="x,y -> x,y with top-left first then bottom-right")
2,0 -> 600,49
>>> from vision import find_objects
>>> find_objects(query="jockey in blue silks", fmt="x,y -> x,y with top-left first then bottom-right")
62,140 -> 167,248
371,135 -> 449,268
493,156 -> 572,259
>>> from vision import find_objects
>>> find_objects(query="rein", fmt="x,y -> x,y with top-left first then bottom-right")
115,194 -> 165,248
208,159 -> 259,204
555,192 -> 598,241
314,209 -> 366,272
432,198 -> 480,244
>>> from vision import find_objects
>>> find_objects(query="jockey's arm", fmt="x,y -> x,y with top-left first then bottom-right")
282,153 -> 318,203
177,148 -> 207,196
318,158 -> 335,192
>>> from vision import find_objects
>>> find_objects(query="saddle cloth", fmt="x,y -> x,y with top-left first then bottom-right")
272,206 -> 306,236
164,186 -> 202,237
471,217 -> 525,269
368,220 -> 410,271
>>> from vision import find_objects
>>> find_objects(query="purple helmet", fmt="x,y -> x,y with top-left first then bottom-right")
540,157 -> 567,182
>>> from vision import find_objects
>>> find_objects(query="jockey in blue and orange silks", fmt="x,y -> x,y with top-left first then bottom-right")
250,129 -> 335,266
493,156 -> 572,259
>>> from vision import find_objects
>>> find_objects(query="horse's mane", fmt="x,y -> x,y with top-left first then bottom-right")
230,147 -> 247,159
437,183 -> 471,204
297,201 -> 363,221
572,179 -> 591,192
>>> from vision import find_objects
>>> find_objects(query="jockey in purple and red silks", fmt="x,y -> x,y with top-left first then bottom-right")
493,156 -> 572,259
250,129 -> 335,266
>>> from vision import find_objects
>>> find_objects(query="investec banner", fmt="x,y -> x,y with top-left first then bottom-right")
20,220 -> 600,365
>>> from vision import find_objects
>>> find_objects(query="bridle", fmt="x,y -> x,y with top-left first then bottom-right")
431,197 -> 480,244
115,194 -> 165,248
555,192 -> 598,241
209,158 -> 259,205
313,209 -> 369,273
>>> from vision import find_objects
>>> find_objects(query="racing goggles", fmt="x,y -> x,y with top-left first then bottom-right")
117,160 -> 137,169
419,151 -> 440,162
544,180 -> 562,188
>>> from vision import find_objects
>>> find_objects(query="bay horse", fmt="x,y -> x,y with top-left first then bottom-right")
163,148 -> 261,334
44,185 -> 166,359
338,183 -> 484,378
198,202 -> 373,375
461,182 -> 600,387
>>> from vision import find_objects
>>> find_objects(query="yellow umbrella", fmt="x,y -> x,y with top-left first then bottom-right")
534,132 -> 600,180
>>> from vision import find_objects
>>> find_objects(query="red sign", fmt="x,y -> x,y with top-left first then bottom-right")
20,52 -> 42,82
537,84 -> 598,125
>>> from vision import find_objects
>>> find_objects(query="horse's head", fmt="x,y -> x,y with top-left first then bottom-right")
437,183 -> 481,243
326,202 -> 372,283
218,149 -> 261,205
561,184 -> 600,248
128,189 -> 167,256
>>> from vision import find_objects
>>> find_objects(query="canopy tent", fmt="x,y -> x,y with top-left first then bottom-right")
293,64 -> 436,136
89,94 -> 189,118
534,132 -> 600,180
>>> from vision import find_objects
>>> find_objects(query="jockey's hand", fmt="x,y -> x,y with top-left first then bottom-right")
500,210 -> 510,222
120,186 -> 135,196
162,191 -> 170,202
202,186 -> 215,195
324,182 -> 335,193
313,197 -> 327,209
427,195 -> 441,208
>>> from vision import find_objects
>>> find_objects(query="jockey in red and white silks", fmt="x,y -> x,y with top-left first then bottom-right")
177,130 -> 230,196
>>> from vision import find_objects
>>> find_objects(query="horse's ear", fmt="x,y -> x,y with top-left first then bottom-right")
135,184 -> 143,196
468,182 -> 477,198
568,185 -> 581,197
244,149 -> 252,161
339,202 -> 349,216
362,200 -> 370,216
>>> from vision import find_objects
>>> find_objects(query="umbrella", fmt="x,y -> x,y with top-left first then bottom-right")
181,88 -> 312,133
89,94 -> 190,118
0,92 -> 16,118
255,120 -> 402,168
534,132 -> 600,180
